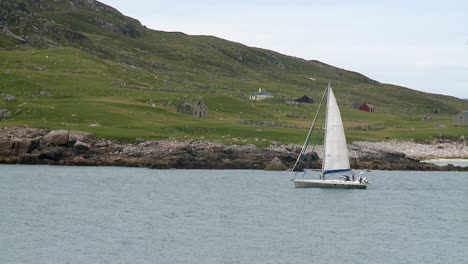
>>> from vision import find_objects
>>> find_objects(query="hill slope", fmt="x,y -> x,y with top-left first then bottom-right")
1,0 -> 467,144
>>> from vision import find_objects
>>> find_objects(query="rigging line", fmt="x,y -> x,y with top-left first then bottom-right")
290,86 -> 328,180
291,87 -> 327,179
302,112 -> 325,177
294,150 -> 307,177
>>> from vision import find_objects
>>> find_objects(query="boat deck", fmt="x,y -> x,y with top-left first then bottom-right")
293,179 -> 367,189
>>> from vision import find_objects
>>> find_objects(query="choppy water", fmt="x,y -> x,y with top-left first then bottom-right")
1,165 -> 467,264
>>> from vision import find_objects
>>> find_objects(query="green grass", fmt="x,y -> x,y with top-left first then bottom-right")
0,47 -> 467,145
0,0 -> 467,145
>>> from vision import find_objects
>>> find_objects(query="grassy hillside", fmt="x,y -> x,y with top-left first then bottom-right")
0,0 -> 467,145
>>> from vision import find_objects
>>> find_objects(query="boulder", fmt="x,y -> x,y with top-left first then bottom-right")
43,130 -> 69,146
308,151 -> 320,161
0,109 -> 11,118
4,95 -> 16,103
39,91 -> 51,97
74,140 -> 91,150
264,157 -> 287,171
68,131 -> 94,143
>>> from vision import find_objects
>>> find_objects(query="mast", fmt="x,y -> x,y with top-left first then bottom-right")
321,83 -> 331,179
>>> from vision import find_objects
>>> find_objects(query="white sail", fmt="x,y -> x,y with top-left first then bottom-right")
322,86 -> 351,175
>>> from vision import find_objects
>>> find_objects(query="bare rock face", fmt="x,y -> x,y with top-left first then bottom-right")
74,141 -> 91,150
43,130 -> 69,146
0,141 -> 14,156
264,157 -> 287,171
0,139 -> 38,156
38,147 -> 64,161
11,138 -> 40,155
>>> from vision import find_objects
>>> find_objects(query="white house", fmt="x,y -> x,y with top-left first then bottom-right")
249,88 -> 273,101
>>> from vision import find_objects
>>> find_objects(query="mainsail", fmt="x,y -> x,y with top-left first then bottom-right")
322,86 -> 351,176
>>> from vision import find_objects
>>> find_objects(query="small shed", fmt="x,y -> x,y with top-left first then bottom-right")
294,95 -> 313,104
359,103 -> 375,113
454,111 -> 468,126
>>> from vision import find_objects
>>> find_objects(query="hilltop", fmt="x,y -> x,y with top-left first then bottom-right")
1,0 -> 467,145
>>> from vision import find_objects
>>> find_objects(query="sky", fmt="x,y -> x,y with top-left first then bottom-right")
99,0 -> 468,99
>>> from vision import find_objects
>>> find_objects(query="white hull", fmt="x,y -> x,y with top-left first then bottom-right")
293,179 -> 367,189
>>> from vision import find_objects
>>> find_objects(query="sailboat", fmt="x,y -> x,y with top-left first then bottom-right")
291,84 -> 368,189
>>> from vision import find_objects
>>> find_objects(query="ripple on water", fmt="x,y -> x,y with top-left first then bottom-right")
0,165 -> 467,264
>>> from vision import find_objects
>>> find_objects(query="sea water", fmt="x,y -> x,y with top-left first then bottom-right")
1,165 -> 467,264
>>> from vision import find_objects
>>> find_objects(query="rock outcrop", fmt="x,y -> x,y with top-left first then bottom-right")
264,157 -> 288,171
69,131 -> 94,144
0,127 -> 467,171
74,141 -> 91,150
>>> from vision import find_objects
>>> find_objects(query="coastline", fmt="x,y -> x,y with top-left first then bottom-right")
1,127 -> 467,171
422,159 -> 468,162
350,141 -> 468,160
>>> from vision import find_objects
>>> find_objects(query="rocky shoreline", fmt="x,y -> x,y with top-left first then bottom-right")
1,127 -> 467,171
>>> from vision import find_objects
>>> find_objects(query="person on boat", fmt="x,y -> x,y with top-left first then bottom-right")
358,177 -> 362,183
352,175 -> 355,181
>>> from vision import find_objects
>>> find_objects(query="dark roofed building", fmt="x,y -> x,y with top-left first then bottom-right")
294,95 -> 313,104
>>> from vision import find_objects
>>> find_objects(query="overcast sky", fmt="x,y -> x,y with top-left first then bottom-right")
100,0 -> 468,99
